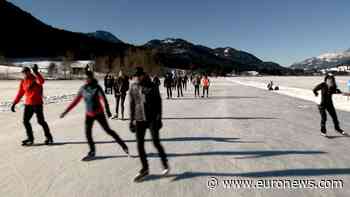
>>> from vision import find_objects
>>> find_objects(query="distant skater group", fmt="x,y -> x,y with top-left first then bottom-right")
163,73 -> 210,99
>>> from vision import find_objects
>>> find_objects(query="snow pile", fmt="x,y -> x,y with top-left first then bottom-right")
0,93 -> 77,112
226,78 -> 350,112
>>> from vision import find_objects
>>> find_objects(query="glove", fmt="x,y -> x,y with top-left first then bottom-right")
129,121 -> 136,133
10,104 -> 16,112
60,111 -> 67,119
32,64 -> 39,74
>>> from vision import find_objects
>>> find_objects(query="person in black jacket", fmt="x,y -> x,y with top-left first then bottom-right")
313,74 -> 346,136
112,71 -> 129,120
183,75 -> 188,91
163,73 -> 173,99
176,76 -> 183,97
129,67 -> 169,182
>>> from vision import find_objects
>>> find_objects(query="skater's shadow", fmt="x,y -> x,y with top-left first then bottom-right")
81,155 -> 131,162
120,116 -> 276,121
326,135 -> 350,139
146,150 -> 326,159
24,142 -> 67,147
162,117 -> 276,120
142,168 -> 350,182
58,137 -> 262,145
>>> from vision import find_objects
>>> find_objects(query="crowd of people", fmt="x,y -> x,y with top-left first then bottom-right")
9,65 -> 347,183
164,73 -> 211,99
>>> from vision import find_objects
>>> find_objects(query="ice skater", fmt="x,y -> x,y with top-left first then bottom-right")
182,75 -> 188,91
112,71 -> 129,120
129,67 -> 169,182
193,75 -> 201,97
176,76 -> 183,97
11,65 -> 54,146
201,75 -> 210,98
313,74 -> 346,137
164,73 -> 173,99
60,70 -> 129,160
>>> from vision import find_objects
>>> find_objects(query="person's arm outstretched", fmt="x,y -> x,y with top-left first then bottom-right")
60,89 -> 83,118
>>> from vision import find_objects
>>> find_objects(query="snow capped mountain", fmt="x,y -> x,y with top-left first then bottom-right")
86,31 -> 123,43
143,38 -> 286,73
214,47 -> 263,65
291,49 -> 350,70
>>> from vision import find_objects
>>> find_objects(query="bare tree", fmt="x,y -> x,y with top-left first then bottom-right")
48,62 -> 58,77
62,50 -> 74,80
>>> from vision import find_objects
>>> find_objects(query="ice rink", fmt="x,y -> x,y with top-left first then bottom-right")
0,77 -> 350,197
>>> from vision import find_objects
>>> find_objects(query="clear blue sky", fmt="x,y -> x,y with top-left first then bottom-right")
9,0 -> 350,66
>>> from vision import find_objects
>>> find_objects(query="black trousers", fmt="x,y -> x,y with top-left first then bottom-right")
319,104 -> 340,131
183,82 -> 187,91
166,87 -> 172,98
203,86 -> 209,97
115,93 -> 126,117
177,85 -> 183,97
135,121 -> 168,171
23,105 -> 52,141
85,114 -> 128,152
194,85 -> 200,97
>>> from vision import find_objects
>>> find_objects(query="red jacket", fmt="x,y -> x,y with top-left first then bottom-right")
13,73 -> 45,105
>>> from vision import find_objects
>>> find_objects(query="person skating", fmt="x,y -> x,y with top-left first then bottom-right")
176,76 -> 183,97
313,74 -> 346,137
192,75 -> 201,97
129,67 -> 169,182
201,75 -> 210,98
112,71 -> 129,120
164,74 -> 173,99
11,65 -> 53,146
60,70 -> 129,160
182,75 -> 188,91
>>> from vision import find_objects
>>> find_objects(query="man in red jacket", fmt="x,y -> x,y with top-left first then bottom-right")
11,65 -> 53,146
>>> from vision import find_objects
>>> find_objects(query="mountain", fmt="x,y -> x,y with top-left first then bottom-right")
290,49 -> 350,70
0,1 -> 128,60
86,31 -> 123,43
144,38 -> 287,73
0,1 -> 288,74
213,47 -> 262,65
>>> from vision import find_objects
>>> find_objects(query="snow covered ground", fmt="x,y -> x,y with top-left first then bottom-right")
227,76 -> 350,112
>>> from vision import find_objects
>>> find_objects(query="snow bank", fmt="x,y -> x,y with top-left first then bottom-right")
0,94 -> 77,112
226,77 -> 350,112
